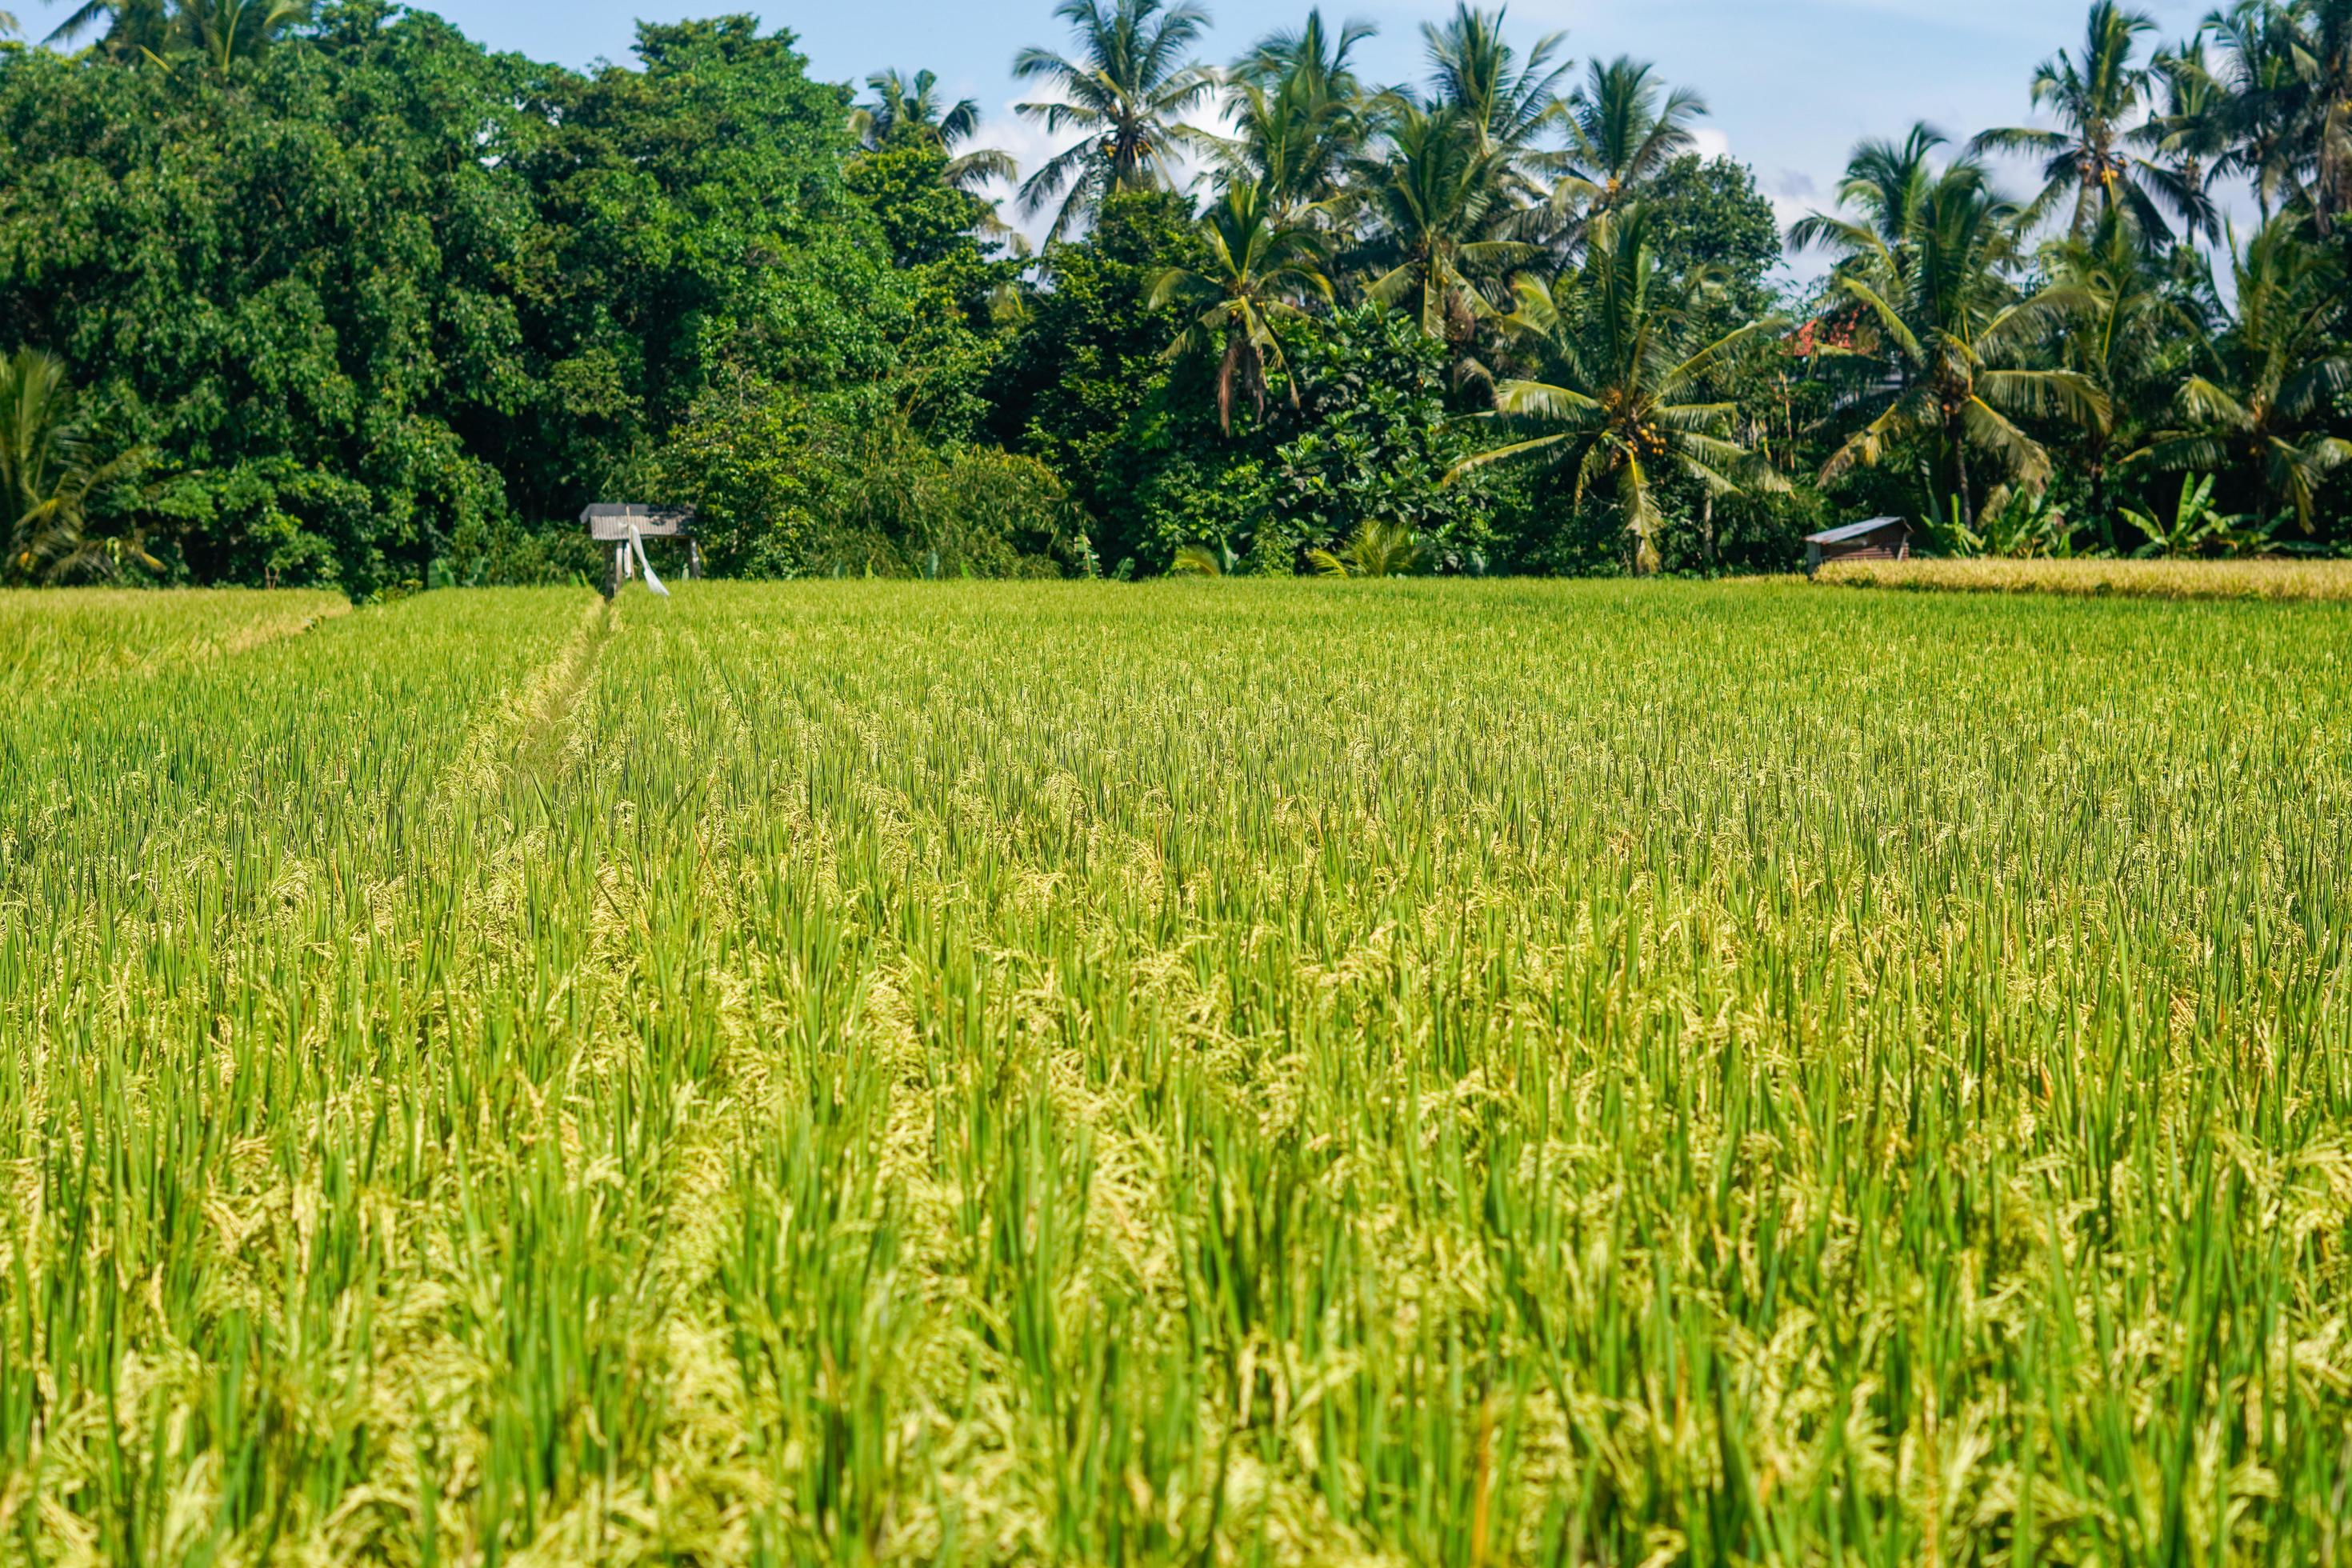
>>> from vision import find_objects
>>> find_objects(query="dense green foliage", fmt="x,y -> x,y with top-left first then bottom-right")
0,5 -> 1028,593
7,580 -> 2352,1562
0,0 -> 2347,586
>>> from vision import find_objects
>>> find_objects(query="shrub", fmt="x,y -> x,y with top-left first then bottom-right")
650,374 -> 1069,578
1266,306 -> 1494,566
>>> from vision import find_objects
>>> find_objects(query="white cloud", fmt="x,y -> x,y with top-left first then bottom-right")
972,98 -> 1079,250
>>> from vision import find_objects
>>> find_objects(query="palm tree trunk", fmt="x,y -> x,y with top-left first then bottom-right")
2090,443 -> 2114,554
1951,423 -> 1974,531
1702,490 -> 1716,575
2254,433 -> 2278,529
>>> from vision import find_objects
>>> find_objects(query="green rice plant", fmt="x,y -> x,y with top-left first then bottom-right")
0,586 -> 346,694
2,578 -> 2350,1566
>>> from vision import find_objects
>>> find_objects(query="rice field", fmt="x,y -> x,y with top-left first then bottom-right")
0,588 -> 346,693
1817,555 -> 2352,600
4,578 -> 2351,1567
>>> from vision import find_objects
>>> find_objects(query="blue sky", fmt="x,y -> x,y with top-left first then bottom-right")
52,0 -> 2237,252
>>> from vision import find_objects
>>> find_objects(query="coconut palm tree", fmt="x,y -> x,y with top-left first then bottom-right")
1971,2 -> 2210,241
1149,180 -> 1334,431
1194,11 -> 1374,214
49,0 -> 306,75
1013,0 -> 1216,241
1793,130 -> 2109,525
1235,9 -> 1370,94
2274,0 -> 2352,234
850,68 -> 1019,194
1559,56 -> 1708,216
2143,41 -> 2230,238
1353,100 -> 1537,346
1803,122 -> 1948,251
180,0 -> 307,78
2198,0 -> 2308,219
1446,208 -> 1788,573
1420,3 -> 1571,163
43,0 -> 174,62
2043,211 -> 2208,542
1307,518 -> 1428,576
2133,216 -> 2352,529
2,350 -> 150,585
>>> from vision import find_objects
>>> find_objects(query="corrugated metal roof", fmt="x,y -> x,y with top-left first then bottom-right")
1806,517 -> 1908,545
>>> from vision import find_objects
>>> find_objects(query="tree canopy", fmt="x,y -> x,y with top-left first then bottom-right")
2,0 -> 2348,586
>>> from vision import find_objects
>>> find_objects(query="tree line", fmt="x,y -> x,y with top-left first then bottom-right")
1,0 -> 2346,591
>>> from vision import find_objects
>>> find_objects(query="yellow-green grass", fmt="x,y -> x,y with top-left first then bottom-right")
1818,554 -> 2352,600
4,578 -> 2350,1566
0,586 -> 348,694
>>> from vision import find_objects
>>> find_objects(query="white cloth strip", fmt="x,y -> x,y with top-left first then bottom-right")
628,522 -> 669,598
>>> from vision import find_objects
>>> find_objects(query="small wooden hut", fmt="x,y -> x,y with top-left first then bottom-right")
584,504 -> 700,597
1805,517 -> 1912,572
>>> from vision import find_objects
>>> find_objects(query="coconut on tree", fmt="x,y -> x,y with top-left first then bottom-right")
1970,2 -> 2212,242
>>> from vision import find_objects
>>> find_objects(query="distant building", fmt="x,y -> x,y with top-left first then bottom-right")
1806,518 -> 1913,572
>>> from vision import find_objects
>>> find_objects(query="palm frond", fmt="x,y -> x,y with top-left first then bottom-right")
1958,396 -> 2053,487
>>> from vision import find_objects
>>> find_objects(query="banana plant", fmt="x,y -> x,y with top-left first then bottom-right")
2122,472 -> 2241,557
1976,484 -> 2082,558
